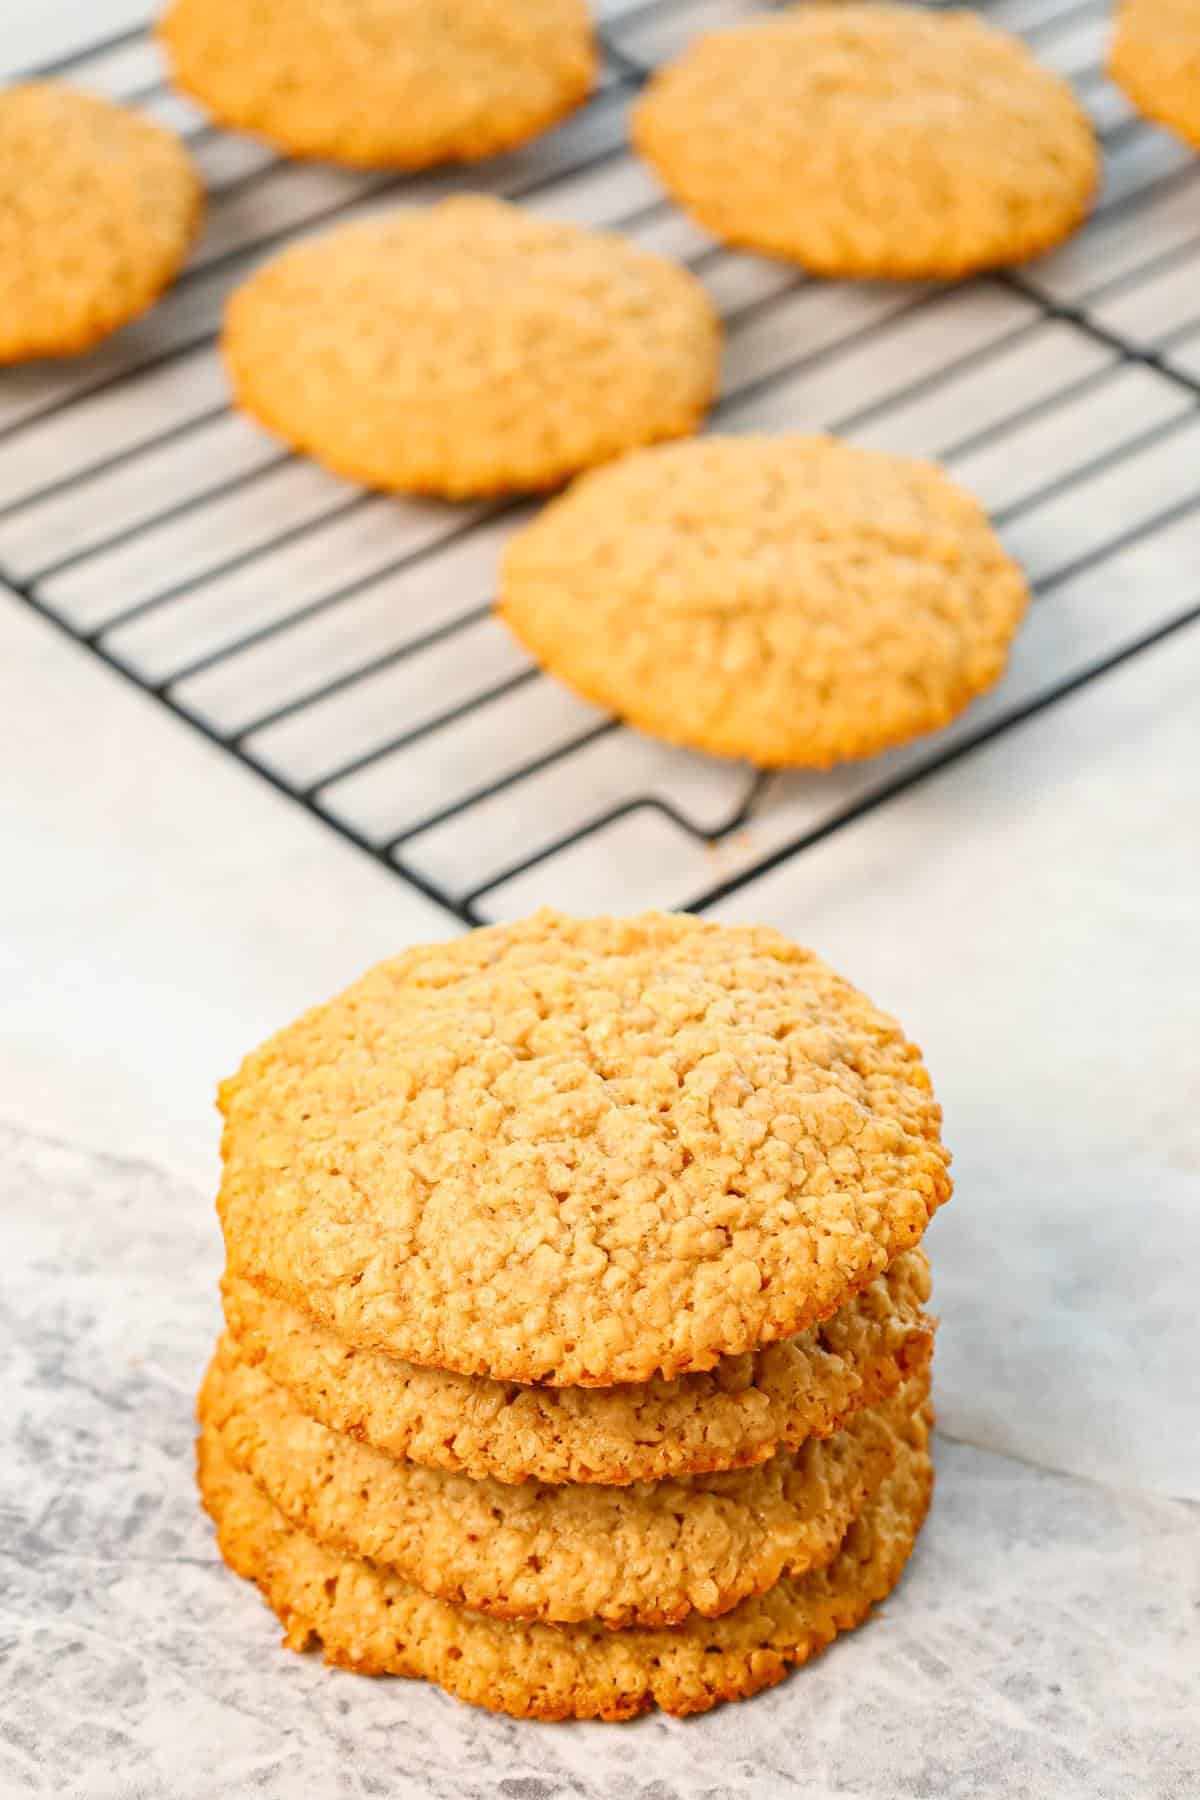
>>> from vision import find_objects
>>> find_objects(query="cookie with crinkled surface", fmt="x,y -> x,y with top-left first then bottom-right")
218,909 -> 951,1385
1110,0 -> 1200,148
159,0 -> 595,168
0,84 -> 202,363
499,437 -> 1029,768
633,4 -> 1097,278
222,197 -> 720,497
201,1334 -> 926,1627
222,1249 -> 934,1486
198,1400 -> 933,1719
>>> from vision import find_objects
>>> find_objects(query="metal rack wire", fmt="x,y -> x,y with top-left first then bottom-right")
4,0 -> 1200,925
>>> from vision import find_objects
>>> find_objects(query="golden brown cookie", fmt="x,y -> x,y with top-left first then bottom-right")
499,437 -> 1030,768
222,197 -> 719,497
201,1333 -> 927,1628
1110,0 -> 1200,148
0,84 -> 202,363
223,1249 -> 934,1487
218,910 -> 951,1386
633,4 -> 1098,278
159,0 -> 596,168
199,1399 -> 933,1719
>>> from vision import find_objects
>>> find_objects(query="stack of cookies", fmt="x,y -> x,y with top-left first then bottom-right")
200,910 -> 950,1720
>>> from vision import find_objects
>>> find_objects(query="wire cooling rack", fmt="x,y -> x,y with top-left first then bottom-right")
4,0 -> 1200,926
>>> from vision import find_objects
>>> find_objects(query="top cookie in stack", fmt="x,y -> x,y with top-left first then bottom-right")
218,910 -> 949,1384
203,909 -> 949,1719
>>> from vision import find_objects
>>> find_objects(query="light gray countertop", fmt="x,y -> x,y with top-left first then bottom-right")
2,1 -> 1198,1793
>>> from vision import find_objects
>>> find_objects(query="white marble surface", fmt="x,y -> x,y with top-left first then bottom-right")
2,1 -> 1199,1792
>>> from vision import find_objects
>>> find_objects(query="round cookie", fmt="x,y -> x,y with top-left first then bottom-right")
159,0 -> 596,168
499,437 -> 1030,768
217,909 -> 951,1385
1110,0 -> 1200,149
201,1335 -> 925,1628
222,197 -> 720,497
0,84 -> 202,363
632,4 -> 1098,278
222,1249 -> 935,1487
198,1403 -> 933,1720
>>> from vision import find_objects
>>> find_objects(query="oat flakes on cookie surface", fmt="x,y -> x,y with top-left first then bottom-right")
201,1333 -> 927,1628
500,436 -> 1030,769
222,197 -> 720,497
1110,0 -> 1200,149
0,84 -> 201,363
218,910 -> 951,1385
159,0 -> 595,167
633,4 -> 1098,278
222,1248 -> 934,1485
198,1400 -> 933,1720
